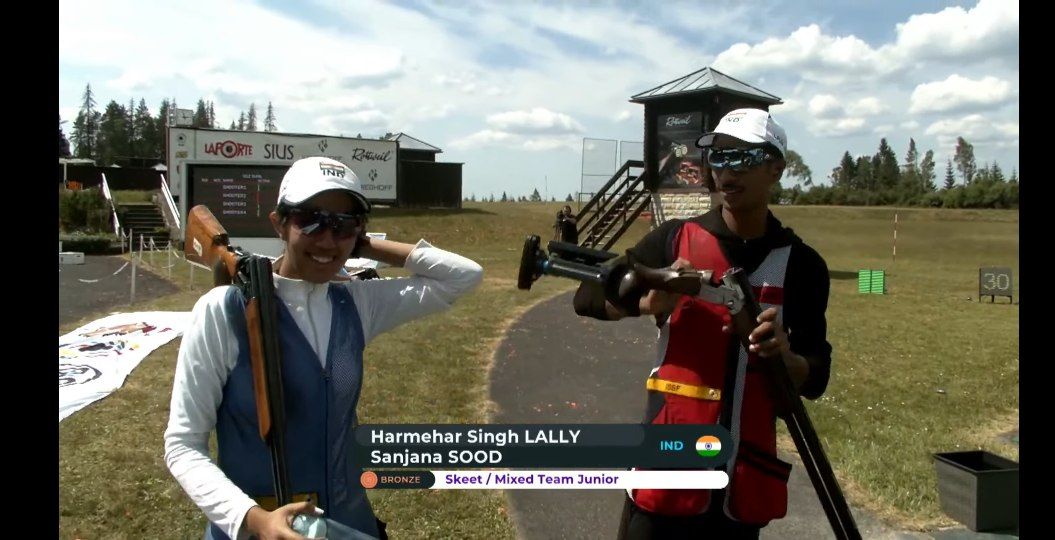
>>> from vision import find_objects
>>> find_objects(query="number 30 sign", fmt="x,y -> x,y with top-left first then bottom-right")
978,267 -> 1013,303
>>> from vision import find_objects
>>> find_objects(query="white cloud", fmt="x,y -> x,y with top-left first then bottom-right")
313,110 -> 390,136
925,114 -> 1019,145
414,103 -> 455,120
771,98 -> 803,115
449,129 -> 513,149
808,95 -> 844,119
895,0 -> 1018,62
486,107 -> 584,135
810,117 -> 868,137
712,1 -> 1018,86
848,97 -> 886,116
523,135 -> 581,152
448,129 -> 578,152
59,0 -> 1020,195
713,25 -> 899,84
909,75 -> 1015,114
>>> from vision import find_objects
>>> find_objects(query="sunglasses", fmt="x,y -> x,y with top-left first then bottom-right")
286,208 -> 366,239
706,147 -> 775,171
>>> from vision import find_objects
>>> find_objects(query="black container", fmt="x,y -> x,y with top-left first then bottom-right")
933,450 -> 1018,532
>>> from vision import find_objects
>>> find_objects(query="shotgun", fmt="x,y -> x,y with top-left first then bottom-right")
518,236 -> 862,540
184,205 -> 380,540
184,205 -> 292,507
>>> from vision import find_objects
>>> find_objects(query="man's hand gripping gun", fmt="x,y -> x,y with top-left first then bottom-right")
517,234 -> 862,540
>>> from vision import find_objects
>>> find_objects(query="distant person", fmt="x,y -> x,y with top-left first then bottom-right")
556,205 -> 579,244
573,108 -> 832,539
164,156 -> 484,540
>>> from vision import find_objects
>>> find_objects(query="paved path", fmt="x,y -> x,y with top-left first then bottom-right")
490,291 -> 1018,539
59,255 -> 180,327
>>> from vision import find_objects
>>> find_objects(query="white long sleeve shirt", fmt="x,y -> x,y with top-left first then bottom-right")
163,240 -> 483,539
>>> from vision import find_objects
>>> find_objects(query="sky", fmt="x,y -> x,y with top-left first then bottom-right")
59,0 -> 1019,201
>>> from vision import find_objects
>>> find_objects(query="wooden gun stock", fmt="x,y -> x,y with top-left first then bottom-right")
184,204 -> 292,506
184,205 -> 240,285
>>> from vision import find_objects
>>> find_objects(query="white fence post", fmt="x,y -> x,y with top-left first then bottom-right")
130,249 -> 137,305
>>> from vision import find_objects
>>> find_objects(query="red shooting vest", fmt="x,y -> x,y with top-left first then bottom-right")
630,221 -> 794,526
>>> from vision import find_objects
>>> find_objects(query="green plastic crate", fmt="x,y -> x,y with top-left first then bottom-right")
858,269 -> 886,294
858,270 -> 872,293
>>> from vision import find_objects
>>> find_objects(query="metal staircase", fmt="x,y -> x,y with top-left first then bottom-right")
575,159 -> 650,251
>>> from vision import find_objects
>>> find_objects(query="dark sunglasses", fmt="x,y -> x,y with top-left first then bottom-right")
706,147 -> 774,171
286,208 -> 366,239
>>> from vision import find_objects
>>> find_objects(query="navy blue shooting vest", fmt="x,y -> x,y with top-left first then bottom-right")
205,284 -> 378,540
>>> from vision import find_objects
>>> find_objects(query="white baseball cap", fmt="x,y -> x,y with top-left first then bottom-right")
696,108 -> 787,158
277,156 -> 371,212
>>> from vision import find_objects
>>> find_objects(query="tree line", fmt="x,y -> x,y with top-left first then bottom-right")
464,189 -> 573,203
62,84 -> 278,166
777,136 -> 1017,209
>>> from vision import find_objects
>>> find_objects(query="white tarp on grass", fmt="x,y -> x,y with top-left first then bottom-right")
59,311 -> 189,422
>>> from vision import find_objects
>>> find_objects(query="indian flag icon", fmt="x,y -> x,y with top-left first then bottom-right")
696,435 -> 721,457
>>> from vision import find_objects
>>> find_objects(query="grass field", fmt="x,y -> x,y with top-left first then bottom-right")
58,202 -> 1018,538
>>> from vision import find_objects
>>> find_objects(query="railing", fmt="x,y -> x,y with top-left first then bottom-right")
100,173 -> 121,237
577,159 -> 644,233
159,173 -> 181,232
583,174 -> 650,250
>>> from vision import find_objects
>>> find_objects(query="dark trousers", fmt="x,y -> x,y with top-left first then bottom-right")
617,496 -> 761,540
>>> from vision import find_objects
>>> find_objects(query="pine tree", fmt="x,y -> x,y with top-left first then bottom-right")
153,99 -> 172,160
1009,168 -> 1018,184
901,138 -> 920,191
127,98 -> 137,158
990,163 -> 1005,183
133,99 -> 158,159
834,151 -> 856,188
265,102 -> 277,132
875,138 -> 900,189
501,191 -> 508,202
854,156 -> 873,191
208,102 -> 216,128
530,188 -> 542,202
193,99 -> 209,128
565,193 -> 573,202
72,84 -> 100,159
230,120 -> 237,130
237,112 -> 246,131
944,159 -> 956,190
95,100 -> 131,166
247,103 -> 258,131
59,116 -> 72,158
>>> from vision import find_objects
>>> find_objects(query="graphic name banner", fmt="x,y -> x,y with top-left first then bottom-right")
355,424 -> 732,468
